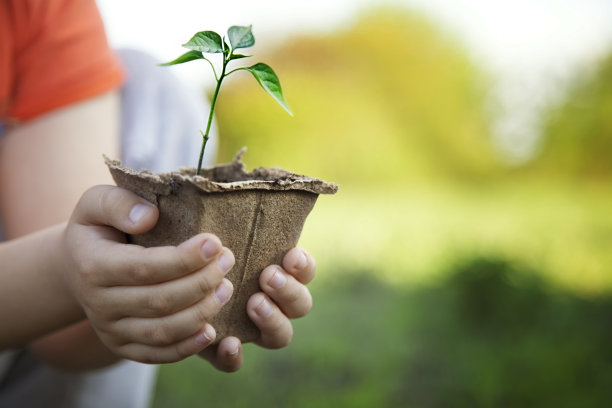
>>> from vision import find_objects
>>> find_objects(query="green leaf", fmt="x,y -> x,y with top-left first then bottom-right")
182,31 -> 223,53
228,25 -> 255,49
229,53 -> 251,61
245,63 -> 293,116
158,50 -> 204,66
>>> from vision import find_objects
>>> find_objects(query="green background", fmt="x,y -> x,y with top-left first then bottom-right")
153,7 -> 612,407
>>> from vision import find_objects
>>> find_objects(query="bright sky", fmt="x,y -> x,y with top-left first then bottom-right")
98,0 -> 612,162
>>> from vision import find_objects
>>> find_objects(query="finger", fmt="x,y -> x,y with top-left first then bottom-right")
198,336 -> 243,372
247,293 -> 293,349
109,279 -> 233,346
92,234 -> 233,286
101,249 -> 235,317
115,323 -> 217,364
72,185 -> 158,235
282,248 -> 316,284
259,265 -> 312,319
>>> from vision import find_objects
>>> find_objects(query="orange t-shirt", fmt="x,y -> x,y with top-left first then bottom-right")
0,0 -> 124,124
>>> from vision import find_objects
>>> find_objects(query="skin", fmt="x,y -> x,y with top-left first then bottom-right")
0,91 -> 316,372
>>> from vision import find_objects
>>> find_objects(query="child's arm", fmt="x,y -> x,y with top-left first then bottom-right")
0,90 -> 138,370
0,91 -> 124,369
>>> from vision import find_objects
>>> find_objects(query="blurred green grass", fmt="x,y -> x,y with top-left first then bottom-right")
153,256 -> 612,407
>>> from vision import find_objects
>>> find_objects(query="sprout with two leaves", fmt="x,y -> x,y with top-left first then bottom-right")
161,25 -> 292,175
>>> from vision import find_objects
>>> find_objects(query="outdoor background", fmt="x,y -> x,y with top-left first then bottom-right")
99,1 -> 612,406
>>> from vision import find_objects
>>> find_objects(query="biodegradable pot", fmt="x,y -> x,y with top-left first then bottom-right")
105,150 -> 337,344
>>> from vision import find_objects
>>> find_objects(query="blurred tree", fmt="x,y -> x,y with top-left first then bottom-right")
532,52 -> 612,180
214,6 -> 502,186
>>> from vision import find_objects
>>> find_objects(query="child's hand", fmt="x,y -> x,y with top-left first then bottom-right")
199,247 -> 316,372
60,186 -> 235,364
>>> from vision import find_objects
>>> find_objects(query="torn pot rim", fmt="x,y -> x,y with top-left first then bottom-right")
103,155 -> 339,195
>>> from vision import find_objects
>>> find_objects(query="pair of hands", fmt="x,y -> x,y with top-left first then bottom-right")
59,185 -> 315,372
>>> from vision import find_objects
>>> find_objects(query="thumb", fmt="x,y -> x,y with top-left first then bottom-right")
72,185 -> 159,234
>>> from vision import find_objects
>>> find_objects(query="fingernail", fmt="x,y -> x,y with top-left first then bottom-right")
294,249 -> 308,270
268,268 -> 286,289
255,297 -> 273,318
228,342 -> 241,357
194,324 -> 215,346
215,280 -> 233,305
200,239 -> 220,259
129,203 -> 152,224
218,251 -> 235,275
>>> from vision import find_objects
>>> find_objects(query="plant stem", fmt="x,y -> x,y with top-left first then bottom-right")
196,53 -> 228,175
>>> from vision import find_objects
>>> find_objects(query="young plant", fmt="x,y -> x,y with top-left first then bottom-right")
161,25 -> 292,175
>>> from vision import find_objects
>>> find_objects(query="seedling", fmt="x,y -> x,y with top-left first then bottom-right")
161,25 -> 292,175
